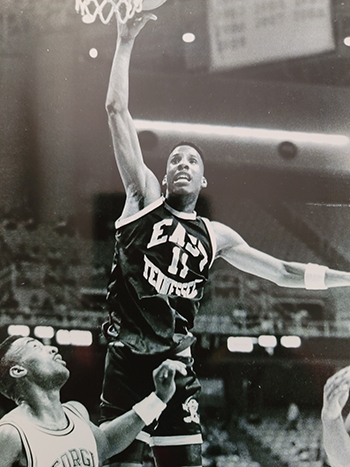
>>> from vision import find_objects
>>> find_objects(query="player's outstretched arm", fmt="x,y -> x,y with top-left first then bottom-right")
212,221 -> 350,289
93,360 -> 187,463
105,12 -> 161,219
322,366 -> 350,467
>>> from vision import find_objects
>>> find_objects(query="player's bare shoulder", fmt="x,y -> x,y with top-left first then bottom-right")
120,169 -> 162,220
0,423 -> 26,467
65,401 -> 90,421
210,221 -> 247,257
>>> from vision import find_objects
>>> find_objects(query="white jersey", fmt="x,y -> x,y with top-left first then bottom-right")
0,402 -> 98,467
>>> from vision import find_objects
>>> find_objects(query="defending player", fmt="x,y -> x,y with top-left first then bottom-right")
0,335 -> 186,467
101,10 -> 350,467
322,366 -> 350,467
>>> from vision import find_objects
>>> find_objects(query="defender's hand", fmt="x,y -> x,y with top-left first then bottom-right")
153,359 -> 187,404
322,366 -> 350,421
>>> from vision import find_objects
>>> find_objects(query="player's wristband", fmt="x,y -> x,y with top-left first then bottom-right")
132,392 -> 167,426
304,263 -> 328,290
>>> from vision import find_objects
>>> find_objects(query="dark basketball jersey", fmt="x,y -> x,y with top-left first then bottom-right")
106,197 -> 216,354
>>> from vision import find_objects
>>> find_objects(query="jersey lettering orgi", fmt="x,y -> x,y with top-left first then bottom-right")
0,403 -> 98,467
106,197 -> 216,354
51,448 -> 95,467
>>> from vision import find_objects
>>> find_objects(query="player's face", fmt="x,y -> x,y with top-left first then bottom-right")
9,337 -> 69,389
165,145 -> 206,196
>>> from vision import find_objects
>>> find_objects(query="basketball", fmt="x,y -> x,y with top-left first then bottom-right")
142,0 -> 168,11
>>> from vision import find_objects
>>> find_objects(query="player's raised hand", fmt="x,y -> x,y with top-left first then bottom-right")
322,366 -> 350,421
117,11 -> 157,42
153,359 -> 187,403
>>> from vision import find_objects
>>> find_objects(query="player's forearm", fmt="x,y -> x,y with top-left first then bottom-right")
322,415 -> 350,467
324,268 -> 350,288
101,410 -> 146,458
280,262 -> 350,290
100,393 -> 166,458
105,38 -> 134,115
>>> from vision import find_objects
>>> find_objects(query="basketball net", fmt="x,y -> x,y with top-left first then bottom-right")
75,0 -> 143,24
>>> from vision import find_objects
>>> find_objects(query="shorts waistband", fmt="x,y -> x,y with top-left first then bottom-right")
107,332 -> 196,356
136,432 -> 203,447
175,346 -> 192,357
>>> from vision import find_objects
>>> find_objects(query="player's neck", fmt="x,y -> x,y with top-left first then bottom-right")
19,389 -> 67,429
165,193 -> 197,213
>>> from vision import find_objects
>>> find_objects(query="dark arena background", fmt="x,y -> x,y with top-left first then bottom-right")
2,1 -> 350,466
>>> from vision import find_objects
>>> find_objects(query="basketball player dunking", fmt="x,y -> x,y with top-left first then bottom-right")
100,11 -> 350,467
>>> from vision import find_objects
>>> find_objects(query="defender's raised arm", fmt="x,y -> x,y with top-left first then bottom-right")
322,366 -> 350,467
95,359 -> 187,462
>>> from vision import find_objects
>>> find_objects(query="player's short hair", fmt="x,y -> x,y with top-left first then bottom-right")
169,141 -> 205,162
0,335 -> 23,400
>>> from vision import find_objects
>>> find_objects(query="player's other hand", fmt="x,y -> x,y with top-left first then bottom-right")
322,366 -> 350,421
117,12 -> 157,43
153,359 -> 187,403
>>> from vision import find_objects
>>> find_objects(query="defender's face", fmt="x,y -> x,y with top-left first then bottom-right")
165,145 -> 206,196
9,338 -> 69,388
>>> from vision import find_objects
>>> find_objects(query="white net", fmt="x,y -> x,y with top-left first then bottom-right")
75,0 -> 143,24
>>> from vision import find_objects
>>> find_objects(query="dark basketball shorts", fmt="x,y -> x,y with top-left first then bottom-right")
99,341 -> 202,464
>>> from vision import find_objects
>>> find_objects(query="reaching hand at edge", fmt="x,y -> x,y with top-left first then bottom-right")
153,359 -> 187,403
322,366 -> 350,421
